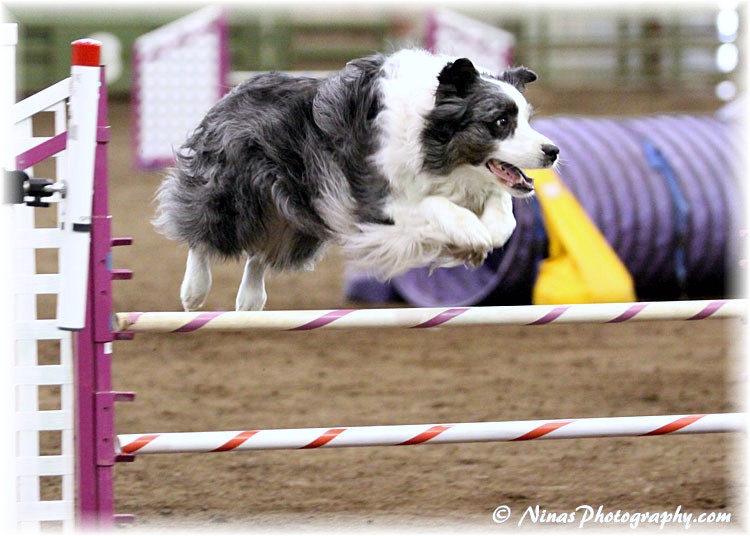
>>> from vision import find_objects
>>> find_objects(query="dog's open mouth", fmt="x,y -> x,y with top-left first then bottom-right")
486,159 -> 534,195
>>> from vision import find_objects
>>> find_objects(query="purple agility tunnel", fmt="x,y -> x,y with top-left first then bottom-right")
345,109 -> 744,306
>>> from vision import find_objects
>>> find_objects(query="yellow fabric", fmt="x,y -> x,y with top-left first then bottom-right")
528,168 -> 636,304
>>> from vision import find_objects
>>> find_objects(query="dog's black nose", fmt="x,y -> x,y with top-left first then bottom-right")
541,144 -> 559,163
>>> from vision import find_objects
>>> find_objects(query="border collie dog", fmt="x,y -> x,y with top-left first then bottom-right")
154,49 -> 558,311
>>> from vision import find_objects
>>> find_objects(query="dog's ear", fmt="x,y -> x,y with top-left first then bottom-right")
437,58 -> 479,98
500,66 -> 537,93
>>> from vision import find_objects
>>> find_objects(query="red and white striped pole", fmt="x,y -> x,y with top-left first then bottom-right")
118,413 -> 745,455
57,38 -> 101,331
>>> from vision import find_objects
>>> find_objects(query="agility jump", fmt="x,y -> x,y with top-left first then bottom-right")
9,34 -> 746,531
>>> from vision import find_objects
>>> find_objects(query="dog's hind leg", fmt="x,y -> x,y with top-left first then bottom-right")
180,247 -> 212,311
236,255 -> 267,311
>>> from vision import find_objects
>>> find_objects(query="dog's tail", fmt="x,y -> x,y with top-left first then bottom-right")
152,145 -> 234,261
152,165 -> 198,244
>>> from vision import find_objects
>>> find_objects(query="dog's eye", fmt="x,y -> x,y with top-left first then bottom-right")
495,116 -> 509,128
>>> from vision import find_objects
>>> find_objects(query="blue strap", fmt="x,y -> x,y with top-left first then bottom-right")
641,139 -> 690,293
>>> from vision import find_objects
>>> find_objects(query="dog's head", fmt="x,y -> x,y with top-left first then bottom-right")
421,58 -> 558,198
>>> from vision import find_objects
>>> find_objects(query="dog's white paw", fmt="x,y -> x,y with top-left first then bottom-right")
180,249 -> 211,311
421,199 -> 493,268
441,228 -> 492,269
181,279 -> 210,312
443,244 -> 490,268
235,286 -> 267,311
441,211 -> 493,250
484,217 -> 516,248
481,194 -> 517,248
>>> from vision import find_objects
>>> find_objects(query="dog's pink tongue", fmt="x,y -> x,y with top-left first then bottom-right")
487,159 -> 534,193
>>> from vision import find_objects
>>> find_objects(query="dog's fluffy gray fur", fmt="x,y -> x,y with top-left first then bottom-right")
154,55 -> 389,270
153,49 -> 558,311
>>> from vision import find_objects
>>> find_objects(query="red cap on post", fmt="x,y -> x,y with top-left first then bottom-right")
71,38 -> 101,67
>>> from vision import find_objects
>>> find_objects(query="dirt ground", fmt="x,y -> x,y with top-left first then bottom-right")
101,87 -> 744,531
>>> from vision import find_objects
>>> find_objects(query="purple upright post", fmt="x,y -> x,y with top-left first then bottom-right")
74,55 -> 135,528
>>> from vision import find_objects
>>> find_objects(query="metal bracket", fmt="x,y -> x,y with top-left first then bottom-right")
95,391 -> 136,466
4,169 -> 66,207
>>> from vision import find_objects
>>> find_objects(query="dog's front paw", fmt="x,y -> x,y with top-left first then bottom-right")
434,208 -> 493,268
485,217 -> 516,249
442,212 -> 493,252
418,196 -> 494,270
481,195 -> 517,248
444,244 -> 490,268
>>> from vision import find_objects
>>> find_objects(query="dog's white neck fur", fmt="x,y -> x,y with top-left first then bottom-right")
374,50 -> 447,190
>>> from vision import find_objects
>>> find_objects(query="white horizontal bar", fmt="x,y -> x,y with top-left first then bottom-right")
16,411 -> 69,431
15,274 -> 60,295
16,365 -> 71,386
13,78 -> 71,124
17,500 -> 73,522
14,320 -> 65,341
16,456 -> 72,477
14,228 -> 63,249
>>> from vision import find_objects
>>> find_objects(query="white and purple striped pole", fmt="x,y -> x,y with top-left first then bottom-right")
57,39 -> 101,330
118,413 -> 745,455
114,299 -> 745,334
